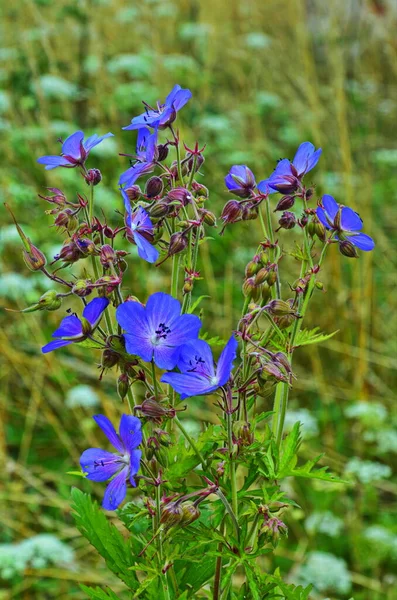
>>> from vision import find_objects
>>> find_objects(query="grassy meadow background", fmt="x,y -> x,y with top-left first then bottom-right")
0,0 -> 396,598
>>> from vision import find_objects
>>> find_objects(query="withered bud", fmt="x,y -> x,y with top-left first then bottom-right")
72,279 -> 92,297
85,168 -> 102,186
221,200 -> 242,224
117,374 -> 129,400
234,421 -> 254,446
54,209 -> 78,231
277,211 -> 296,230
168,232 -> 188,256
100,244 -> 116,268
145,176 -> 163,198
23,244 -> 47,271
167,187 -> 193,206
260,516 -> 288,545
157,144 -> 169,162
339,240 -> 358,258
160,502 -> 184,529
180,501 -> 201,525
274,195 -> 295,212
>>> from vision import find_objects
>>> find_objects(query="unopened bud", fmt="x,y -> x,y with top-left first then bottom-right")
160,503 -> 184,529
135,398 -> 171,421
339,240 -> 358,258
181,501 -> 201,525
125,185 -> 141,201
150,202 -> 169,218
221,200 -> 242,224
23,244 -> 47,271
100,244 -> 116,268
72,279 -> 92,297
261,282 -> 271,302
245,259 -> 261,278
277,211 -> 296,230
259,251 -> 269,266
314,220 -> 326,242
307,221 -> 316,237
274,195 -> 295,212
168,232 -> 188,256
315,281 -> 324,290
101,348 -> 119,369
242,277 -> 260,301
234,421 -> 254,446
85,168 -> 102,186
157,144 -> 169,162
267,299 -> 296,316
241,205 -> 258,221
199,209 -> 216,227
183,281 -> 193,294
167,187 -> 193,206
117,374 -> 129,400
38,290 -> 62,311
191,182 -> 209,199
266,270 -> 278,286
145,176 -> 163,198
255,267 -> 269,285
154,428 -> 172,447
54,209 -> 78,231
75,238 -> 96,255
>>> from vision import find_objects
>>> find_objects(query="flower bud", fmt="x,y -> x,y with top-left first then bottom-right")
260,516 -> 288,546
135,398 -> 172,422
199,209 -> 216,227
56,240 -> 82,264
145,176 -> 164,198
274,195 -> 295,212
183,281 -> 193,294
276,313 -> 295,329
72,279 -> 92,297
259,251 -> 269,266
150,202 -> 169,218
221,200 -> 242,225
125,185 -> 141,201
85,168 -> 102,186
277,211 -> 296,230
117,374 -> 129,400
267,299 -> 296,316
166,187 -> 193,206
168,232 -> 188,256
101,348 -> 120,369
157,144 -> 169,162
258,362 -> 285,383
234,421 -> 254,446
154,428 -> 172,447
100,244 -> 116,268
255,267 -> 269,285
107,335 -> 126,352
160,502 -> 184,529
191,182 -> 209,199
242,277 -> 260,301
54,209 -> 78,231
245,259 -> 261,278
75,238 -> 96,255
180,501 -> 201,525
216,461 -> 225,476
314,220 -> 326,242
266,269 -> 278,287
241,205 -> 258,221
315,281 -> 324,290
307,221 -> 316,237
38,290 -> 62,311
339,240 -> 358,258
261,282 -> 271,302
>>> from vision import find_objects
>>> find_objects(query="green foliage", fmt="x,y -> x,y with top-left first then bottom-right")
80,586 -> 122,600
292,327 -> 339,349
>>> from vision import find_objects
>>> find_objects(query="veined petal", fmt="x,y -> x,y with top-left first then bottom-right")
347,233 -> 375,251
93,414 -> 124,452
322,195 -> 339,220
37,155 -> 73,169
165,313 -> 202,347
340,206 -> 363,232
102,467 -> 128,510
82,297 -> 110,327
80,448 -> 122,482
52,315 -> 83,339
119,415 -> 142,453
124,333 -> 154,363
120,187 -> 132,217
316,206 -> 332,229
153,345 -> 180,370
171,88 -> 192,111
216,336 -> 238,386
145,292 -> 182,332
116,300 -> 150,336
177,339 -> 215,379
83,132 -> 113,152
161,372 -> 214,399
165,84 -> 182,106
306,148 -> 322,172
257,179 -> 278,195
132,206 -> 154,233
42,339 -> 73,353
129,449 -> 141,486
134,231 -> 159,263
62,131 -> 84,159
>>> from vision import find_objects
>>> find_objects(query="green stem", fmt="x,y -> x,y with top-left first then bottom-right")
151,360 -> 159,399
170,125 -> 184,185
174,415 -> 205,466
215,488 -> 239,539
226,412 -> 238,521
155,485 -> 171,600
171,254 -> 179,298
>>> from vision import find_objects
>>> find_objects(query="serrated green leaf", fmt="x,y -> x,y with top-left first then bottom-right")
71,488 -> 139,592
286,454 -> 350,484
188,295 -> 210,314
276,422 -> 301,478
199,332 -> 227,346
293,327 -> 339,349
80,585 -> 121,600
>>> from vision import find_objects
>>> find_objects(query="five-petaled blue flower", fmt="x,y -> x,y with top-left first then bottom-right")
37,130 -> 113,170
122,85 -> 192,131
258,142 -> 322,195
161,336 -> 238,399
42,297 -> 109,353
121,189 -> 159,264
119,127 -> 158,188
116,292 -> 201,370
316,195 -> 375,252
80,414 -> 142,511
225,165 -> 256,198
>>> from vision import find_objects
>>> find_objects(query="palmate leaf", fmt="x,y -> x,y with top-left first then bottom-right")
71,488 -> 139,592
292,326 -> 339,349
288,454 -> 350,484
80,585 -> 122,600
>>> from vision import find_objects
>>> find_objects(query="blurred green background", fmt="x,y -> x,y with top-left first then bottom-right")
0,0 -> 396,598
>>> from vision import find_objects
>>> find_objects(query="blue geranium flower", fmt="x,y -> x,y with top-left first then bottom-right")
80,414 -> 142,510
258,142 -> 322,194
116,292 -> 201,370
316,195 -> 375,252
119,127 -> 158,188
161,336 -> 238,399
122,85 -> 192,131
121,190 -> 159,264
37,130 -> 113,170
225,165 -> 256,198
42,297 -> 109,353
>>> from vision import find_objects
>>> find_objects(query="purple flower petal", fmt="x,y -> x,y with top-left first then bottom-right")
119,414 -> 142,454
37,155 -> 73,169
177,339 -> 215,378
165,313 -> 202,348
145,292 -> 182,332
153,346 -> 181,370
134,231 -> 159,263
129,449 -> 142,486
316,206 -> 332,229
161,372 -> 215,399
102,467 -> 128,510
62,131 -> 84,159
346,233 -> 375,251
80,448 -> 122,482
119,162 -> 149,187
116,300 -> 150,336
41,339 -> 73,353
170,88 -> 192,111
216,336 -> 238,386
292,142 -> 315,175
257,179 -> 278,195
52,315 -> 83,339
93,415 -> 124,452
322,195 -> 339,221
124,334 -> 154,362
340,207 -> 363,232
131,206 -> 154,234
306,148 -> 322,172
83,132 -> 113,152
82,297 -> 110,327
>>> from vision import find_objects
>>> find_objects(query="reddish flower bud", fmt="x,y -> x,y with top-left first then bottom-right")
339,240 -> 358,258
157,144 -> 169,162
180,501 -> 201,525
101,348 -> 120,369
255,267 -> 269,285
221,200 -> 242,225
274,195 -> 295,212
160,502 -> 184,529
72,279 -> 92,297
23,244 -> 47,271
150,202 -> 170,218
145,176 -> 164,198
85,168 -> 102,186
199,209 -> 216,226
100,244 -> 116,268
166,187 -> 193,206
277,211 -> 296,230
124,185 -> 141,201
168,232 -> 188,256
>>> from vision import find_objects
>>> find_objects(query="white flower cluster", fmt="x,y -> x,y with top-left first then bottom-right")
344,457 -> 392,484
295,551 -> 352,595
284,409 -> 319,438
305,511 -> 344,538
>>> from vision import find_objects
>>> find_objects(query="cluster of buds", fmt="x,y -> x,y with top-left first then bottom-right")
135,397 -> 177,423
159,499 -> 201,531
233,421 -> 254,449
220,198 -> 260,233
255,350 -> 294,388
258,503 -> 288,547
242,250 -> 278,303
182,268 -> 201,295
265,299 -> 300,329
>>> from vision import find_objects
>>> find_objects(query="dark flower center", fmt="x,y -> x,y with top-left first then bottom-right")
152,322 -> 172,344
